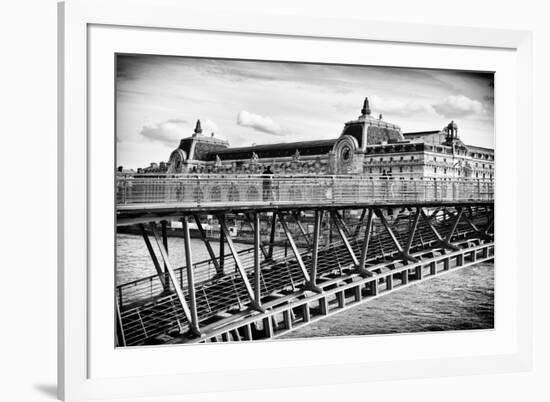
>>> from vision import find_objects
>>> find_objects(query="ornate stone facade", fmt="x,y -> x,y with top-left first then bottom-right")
146,97 -> 493,180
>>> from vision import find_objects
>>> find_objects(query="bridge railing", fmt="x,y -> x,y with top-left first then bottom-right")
116,174 -> 494,207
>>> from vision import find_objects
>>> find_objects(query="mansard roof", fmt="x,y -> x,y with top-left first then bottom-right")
204,139 -> 337,161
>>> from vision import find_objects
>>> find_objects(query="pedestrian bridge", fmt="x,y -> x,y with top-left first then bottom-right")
116,174 -> 493,225
115,174 -> 494,347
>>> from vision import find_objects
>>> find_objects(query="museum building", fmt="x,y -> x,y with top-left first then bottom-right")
140,98 -> 494,180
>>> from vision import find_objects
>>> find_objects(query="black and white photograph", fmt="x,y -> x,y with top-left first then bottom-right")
115,54 -> 495,347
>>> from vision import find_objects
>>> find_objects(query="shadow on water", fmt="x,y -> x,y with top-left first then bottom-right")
34,384 -> 57,399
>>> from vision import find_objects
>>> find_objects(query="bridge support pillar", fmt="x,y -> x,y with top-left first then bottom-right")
368,279 -> 378,296
262,317 -> 273,338
401,270 -> 409,285
386,274 -> 394,290
336,292 -> 345,308
283,310 -> 293,330
429,261 -> 437,275
415,265 -> 423,280
319,297 -> 328,316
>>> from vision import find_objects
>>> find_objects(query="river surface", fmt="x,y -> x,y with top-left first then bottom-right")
116,234 -> 494,337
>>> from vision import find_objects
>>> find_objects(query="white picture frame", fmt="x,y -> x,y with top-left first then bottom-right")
58,0 -> 533,400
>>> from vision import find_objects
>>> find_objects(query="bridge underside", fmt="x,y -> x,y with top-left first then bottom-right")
115,204 -> 494,347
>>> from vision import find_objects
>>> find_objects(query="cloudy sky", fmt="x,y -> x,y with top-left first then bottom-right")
116,54 -> 494,169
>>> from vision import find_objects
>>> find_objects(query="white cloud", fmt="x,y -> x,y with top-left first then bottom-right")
236,110 -> 287,136
140,119 -> 188,145
139,118 -> 223,146
432,95 -> 484,118
360,95 -> 435,117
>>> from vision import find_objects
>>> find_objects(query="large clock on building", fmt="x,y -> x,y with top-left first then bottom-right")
332,135 -> 359,173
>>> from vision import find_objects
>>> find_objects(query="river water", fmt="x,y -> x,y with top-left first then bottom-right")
116,234 -> 494,338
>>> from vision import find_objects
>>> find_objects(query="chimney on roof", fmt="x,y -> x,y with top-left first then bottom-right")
361,97 -> 371,116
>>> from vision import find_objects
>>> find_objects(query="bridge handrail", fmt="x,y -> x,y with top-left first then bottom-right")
116,174 -> 494,206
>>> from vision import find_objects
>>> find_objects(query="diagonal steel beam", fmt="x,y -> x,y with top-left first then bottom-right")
219,216 -> 264,312
445,207 -> 464,243
192,214 -> 222,277
292,211 -> 311,247
253,212 -> 262,305
310,210 -> 323,286
464,207 -> 481,232
219,213 -> 225,274
420,208 -> 459,251
353,208 -> 367,237
149,222 -> 200,336
181,216 -> 201,334
267,212 -> 277,260
420,208 -> 443,241
332,211 -> 359,266
374,208 -> 418,263
404,208 -> 421,255
243,212 -> 270,259
160,221 -> 171,289
334,210 -> 353,237
278,212 -> 321,293
357,209 -> 374,277
139,223 -> 167,290
484,215 -> 494,235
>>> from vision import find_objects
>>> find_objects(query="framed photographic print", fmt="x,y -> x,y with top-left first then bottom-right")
58,0 -> 533,400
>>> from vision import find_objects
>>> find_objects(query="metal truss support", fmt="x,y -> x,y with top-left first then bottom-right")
278,212 -> 322,293
484,215 -> 494,235
149,222 -> 200,336
310,210 -> 323,286
357,209 -> 374,277
138,223 -> 168,290
420,208 -> 459,251
335,210 -> 353,237
444,207 -> 464,244
353,208 -> 367,237
244,213 -> 269,259
464,207 -> 481,232
219,216 -> 264,312
292,211 -> 311,247
219,214 -> 225,273
160,221 -> 171,290
268,212 -> 277,260
420,208 -> 443,241
253,212 -> 262,305
374,208 -> 418,263
192,214 -> 222,277
332,211 -> 359,266
181,217 -> 201,334
403,208 -> 421,256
